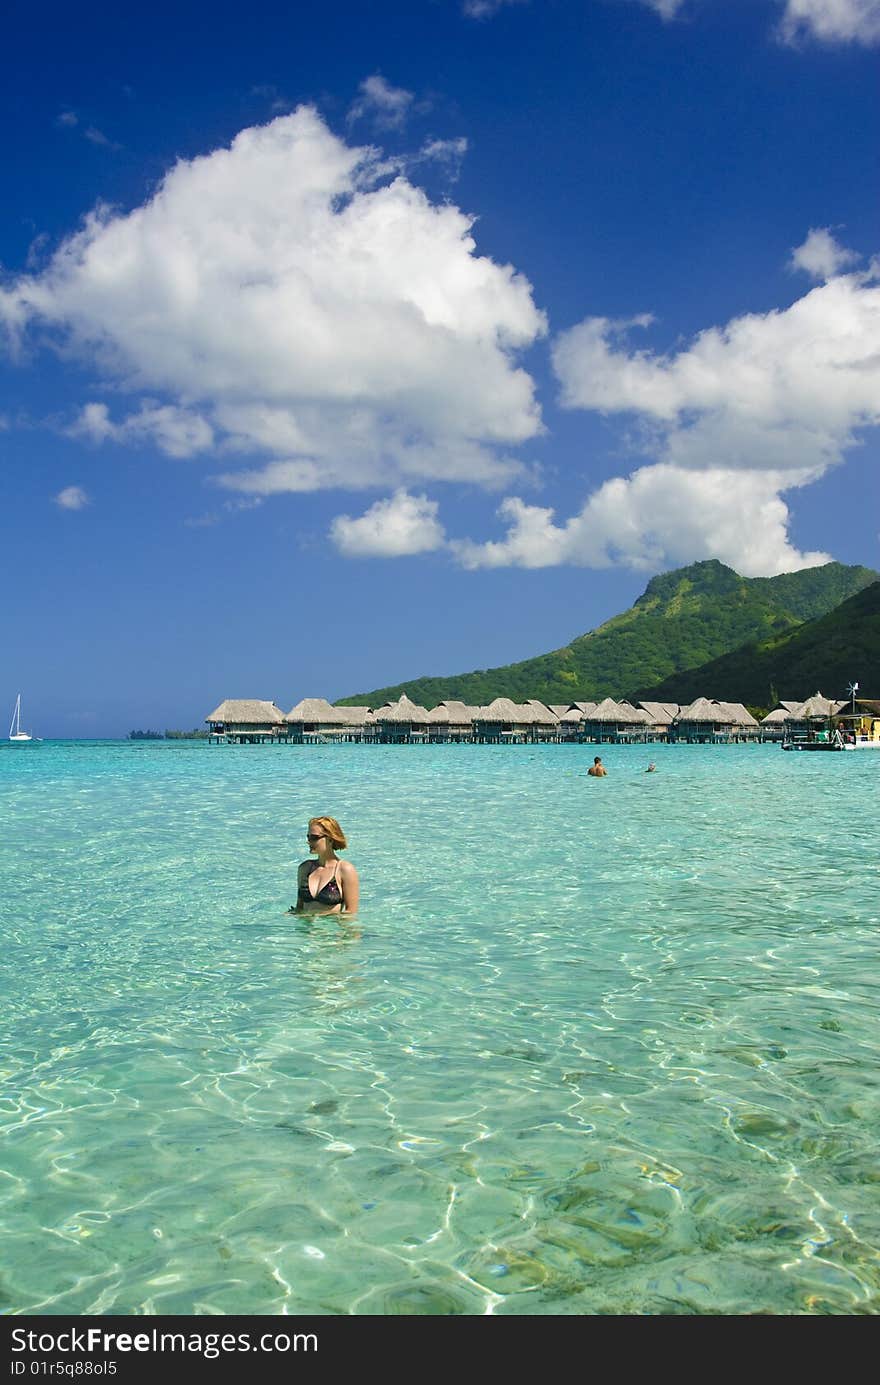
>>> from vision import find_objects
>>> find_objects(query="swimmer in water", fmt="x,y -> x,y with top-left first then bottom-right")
288,815 -> 359,915
646,762 -> 657,772
587,756 -> 607,777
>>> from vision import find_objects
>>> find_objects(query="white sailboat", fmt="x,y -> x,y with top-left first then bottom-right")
8,694 -> 38,743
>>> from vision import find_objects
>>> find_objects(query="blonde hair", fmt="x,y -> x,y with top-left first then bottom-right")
309,815 -> 347,850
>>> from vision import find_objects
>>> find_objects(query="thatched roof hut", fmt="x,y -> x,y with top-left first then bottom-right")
793,692 -> 846,719
524,700 -> 559,725
374,694 -> 430,723
478,697 -> 534,723
588,697 -> 650,724
285,700 -> 371,736
762,700 -> 807,729
551,703 -> 586,724
426,701 -> 474,725
674,698 -> 758,738
637,701 -> 680,725
286,697 -> 338,723
333,705 -> 371,726
761,707 -> 791,725
207,699 -> 286,726
675,696 -> 723,724
717,702 -> 759,728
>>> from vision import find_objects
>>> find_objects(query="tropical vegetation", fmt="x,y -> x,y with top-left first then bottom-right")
638,579 -> 880,707
338,560 -> 877,708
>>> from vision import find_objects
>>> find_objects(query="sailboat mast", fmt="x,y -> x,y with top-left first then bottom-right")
10,694 -> 21,738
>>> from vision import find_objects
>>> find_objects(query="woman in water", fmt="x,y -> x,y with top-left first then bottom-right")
291,815 -> 359,915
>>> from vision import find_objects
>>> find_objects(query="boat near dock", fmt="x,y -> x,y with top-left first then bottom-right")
782,691 -> 880,751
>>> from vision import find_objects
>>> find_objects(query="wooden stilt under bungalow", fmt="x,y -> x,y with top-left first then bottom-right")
206,700 -> 288,744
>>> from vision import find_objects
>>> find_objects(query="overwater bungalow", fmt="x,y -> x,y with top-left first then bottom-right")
672,697 -> 758,743
426,701 -> 475,743
206,699 -> 288,743
793,692 -> 846,722
717,702 -> 761,738
550,704 -> 587,740
636,702 -> 680,740
335,705 -> 373,740
285,697 -> 338,741
286,699 -> 371,742
776,692 -> 848,747
760,700 -> 804,740
373,694 -> 431,743
472,697 -> 535,743
773,692 -> 846,746
581,697 -> 652,743
523,700 -> 562,741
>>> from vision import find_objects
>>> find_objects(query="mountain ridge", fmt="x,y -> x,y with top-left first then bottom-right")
337,559 -> 878,708
637,579 -> 880,707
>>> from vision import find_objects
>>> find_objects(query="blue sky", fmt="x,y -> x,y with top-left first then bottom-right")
2,0 -> 879,736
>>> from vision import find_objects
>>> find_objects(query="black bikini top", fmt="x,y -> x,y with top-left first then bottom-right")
299,861 -> 343,906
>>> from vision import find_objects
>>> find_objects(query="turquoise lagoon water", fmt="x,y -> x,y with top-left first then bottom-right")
1,738 -> 879,1316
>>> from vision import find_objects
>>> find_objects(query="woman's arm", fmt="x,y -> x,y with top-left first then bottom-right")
293,860 -> 308,912
339,860 -> 359,914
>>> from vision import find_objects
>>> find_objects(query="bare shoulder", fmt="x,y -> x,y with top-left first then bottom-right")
339,858 -> 359,879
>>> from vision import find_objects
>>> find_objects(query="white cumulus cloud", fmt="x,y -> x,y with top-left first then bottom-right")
779,0 -> 880,44
454,251 -> 880,577
71,401 -> 214,457
54,485 -> 90,511
1,108 -> 545,497
451,467 -> 831,576
553,266 -> 880,482
348,75 -> 415,130
789,227 -> 861,280
330,490 -> 447,557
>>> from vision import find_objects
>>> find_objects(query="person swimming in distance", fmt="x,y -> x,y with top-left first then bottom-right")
587,756 -> 607,777
289,815 -> 359,915
646,762 -> 657,772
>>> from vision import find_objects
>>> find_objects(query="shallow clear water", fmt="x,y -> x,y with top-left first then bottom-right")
1,739 -> 878,1315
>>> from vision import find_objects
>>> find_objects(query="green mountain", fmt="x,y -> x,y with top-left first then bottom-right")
338,560 -> 878,707
637,579 -> 880,708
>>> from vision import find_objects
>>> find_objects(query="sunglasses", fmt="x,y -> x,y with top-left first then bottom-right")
306,831 -> 325,842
